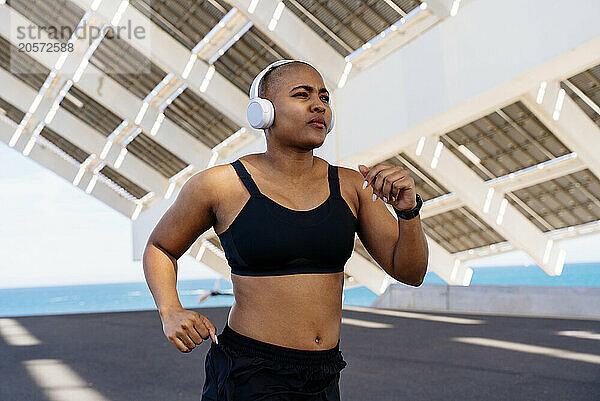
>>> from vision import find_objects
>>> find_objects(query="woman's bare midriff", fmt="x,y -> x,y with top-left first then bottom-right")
227,271 -> 345,351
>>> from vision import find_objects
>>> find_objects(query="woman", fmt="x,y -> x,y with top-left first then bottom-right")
143,60 -> 429,400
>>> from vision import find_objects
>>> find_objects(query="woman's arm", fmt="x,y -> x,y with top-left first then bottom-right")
143,166 -> 224,351
342,165 -> 429,287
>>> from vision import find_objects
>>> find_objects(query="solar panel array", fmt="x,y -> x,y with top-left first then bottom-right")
373,90 -> 600,256
283,0 -> 421,56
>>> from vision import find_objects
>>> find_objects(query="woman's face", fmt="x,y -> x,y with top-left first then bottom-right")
266,64 -> 332,150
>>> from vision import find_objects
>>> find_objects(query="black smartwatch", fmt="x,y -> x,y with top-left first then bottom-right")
393,194 -> 423,220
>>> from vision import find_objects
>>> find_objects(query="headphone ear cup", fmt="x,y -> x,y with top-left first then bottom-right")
247,98 -> 275,129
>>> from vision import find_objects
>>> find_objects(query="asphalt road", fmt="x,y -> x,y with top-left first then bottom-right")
1,306 -> 599,400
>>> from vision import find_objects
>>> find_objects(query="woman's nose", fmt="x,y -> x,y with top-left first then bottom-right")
311,102 -> 325,113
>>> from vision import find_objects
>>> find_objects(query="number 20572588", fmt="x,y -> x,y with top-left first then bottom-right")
18,42 -> 74,53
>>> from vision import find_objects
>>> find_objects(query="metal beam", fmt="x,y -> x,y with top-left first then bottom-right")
406,136 -> 566,276
420,153 -> 585,218
0,67 -> 169,196
348,7 -> 440,75
224,0 -> 346,89
78,72 -> 214,168
522,81 -> 600,181
347,233 -> 472,289
0,6 -> 214,170
193,12 -> 252,63
454,219 -> 600,263
70,0 -> 259,131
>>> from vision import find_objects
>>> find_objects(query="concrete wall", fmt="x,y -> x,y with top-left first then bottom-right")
372,284 -> 600,319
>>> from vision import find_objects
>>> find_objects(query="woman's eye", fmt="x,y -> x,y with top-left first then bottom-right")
294,92 -> 329,102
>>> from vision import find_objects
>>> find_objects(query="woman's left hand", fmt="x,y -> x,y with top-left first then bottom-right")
358,164 -> 417,211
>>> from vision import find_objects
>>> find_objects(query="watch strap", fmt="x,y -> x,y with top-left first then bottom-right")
394,193 -> 423,220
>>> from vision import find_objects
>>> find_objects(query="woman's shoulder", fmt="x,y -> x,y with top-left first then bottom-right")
315,156 -> 359,174
184,162 -> 238,199
330,162 -> 364,190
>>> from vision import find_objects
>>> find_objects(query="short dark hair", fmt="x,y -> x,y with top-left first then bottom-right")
257,61 -> 315,99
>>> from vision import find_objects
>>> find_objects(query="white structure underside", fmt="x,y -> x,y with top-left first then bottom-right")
2,0 -> 600,292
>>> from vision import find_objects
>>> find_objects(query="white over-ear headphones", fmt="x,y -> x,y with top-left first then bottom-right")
247,59 -> 335,134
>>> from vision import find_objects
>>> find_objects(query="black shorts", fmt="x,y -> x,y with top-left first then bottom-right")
201,323 -> 347,401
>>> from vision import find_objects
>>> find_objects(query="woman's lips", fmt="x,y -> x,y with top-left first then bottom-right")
309,122 -> 325,129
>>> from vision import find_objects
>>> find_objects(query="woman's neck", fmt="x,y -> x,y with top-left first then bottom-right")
262,148 -> 318,182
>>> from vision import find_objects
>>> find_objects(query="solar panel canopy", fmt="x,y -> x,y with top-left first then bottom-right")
1,0 -> 599,288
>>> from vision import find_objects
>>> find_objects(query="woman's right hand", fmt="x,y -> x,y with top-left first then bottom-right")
160,308 -> 218,353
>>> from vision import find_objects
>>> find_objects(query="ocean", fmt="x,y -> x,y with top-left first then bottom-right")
1,262 -> 598,317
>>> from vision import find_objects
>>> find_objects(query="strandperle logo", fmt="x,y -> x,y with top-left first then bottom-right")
15,19 -> 147,44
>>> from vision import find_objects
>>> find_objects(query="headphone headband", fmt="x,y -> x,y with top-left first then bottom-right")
249,59 -> 323,99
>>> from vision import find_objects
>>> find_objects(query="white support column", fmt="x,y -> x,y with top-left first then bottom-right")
0,118 -> 137,217
342,278 -> 362,290
344,252 -> 393,295
215,134 -> 267,165
188,239 -> 232,282
522,81 -> 600,181
225,0 -> 346,89
426,0 -> 477,19
428,239 -> 473,285
425,0 -> 454,18
406,136 -> 566,276
131,193 -> 176,261
0,68 -> 169,196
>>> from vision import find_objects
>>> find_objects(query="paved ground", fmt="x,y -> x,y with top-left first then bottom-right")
1,306 -> 599,400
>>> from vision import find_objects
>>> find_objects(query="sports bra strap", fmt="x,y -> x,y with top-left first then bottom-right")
328,164 -> 342,199
232,160 -> 340,199
231,160 -> 264,198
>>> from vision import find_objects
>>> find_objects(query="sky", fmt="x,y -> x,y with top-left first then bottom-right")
1,141 -> 599,289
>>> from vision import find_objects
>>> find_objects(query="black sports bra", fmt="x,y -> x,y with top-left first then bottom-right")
216,159 -> 358,276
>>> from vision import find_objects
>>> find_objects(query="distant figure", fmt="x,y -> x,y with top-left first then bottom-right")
143,59 -> 428,400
